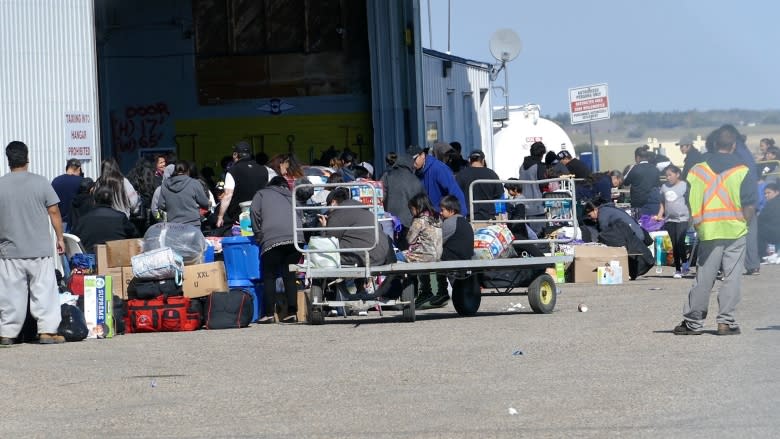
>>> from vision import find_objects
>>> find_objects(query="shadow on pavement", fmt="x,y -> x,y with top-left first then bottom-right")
755,325 -> 780,331
308,309 -> 540,326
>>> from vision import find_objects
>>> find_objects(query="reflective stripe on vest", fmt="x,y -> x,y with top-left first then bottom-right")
688,165 -> 745,224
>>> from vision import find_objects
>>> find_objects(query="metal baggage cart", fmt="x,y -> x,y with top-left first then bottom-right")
290,178 -> 577,324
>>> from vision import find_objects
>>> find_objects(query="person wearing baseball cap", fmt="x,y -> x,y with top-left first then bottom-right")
677,136 -> 704,180
405,144 -> 468,216
455,149 -> 503,221
51,158 -> 83,231
216,141 -> 268,231
556,150 -> 591,180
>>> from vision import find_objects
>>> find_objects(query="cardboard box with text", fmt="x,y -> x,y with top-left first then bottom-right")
183,262 -> 228,298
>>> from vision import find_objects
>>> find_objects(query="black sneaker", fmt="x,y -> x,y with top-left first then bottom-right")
423,294 -> 450,309
717,323 -> 741,336
673,321 -> 702,335
414,292 -> 434,309
743,268 -> 759,276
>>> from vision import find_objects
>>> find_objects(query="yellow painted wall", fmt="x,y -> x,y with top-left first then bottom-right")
175,112 -> 373,169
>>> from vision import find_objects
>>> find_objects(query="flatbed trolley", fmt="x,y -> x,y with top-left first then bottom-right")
290,178 -> 578,324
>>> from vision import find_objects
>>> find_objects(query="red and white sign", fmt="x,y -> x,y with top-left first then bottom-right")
568,83 -> 610,125
64,112 -> 94,160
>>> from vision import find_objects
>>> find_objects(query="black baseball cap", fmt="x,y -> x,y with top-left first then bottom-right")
66,158 -> 81,169
406,145 -> 424,158
557,150 -> 572,160
232,141 -> 252,154
469,150 -> 485,161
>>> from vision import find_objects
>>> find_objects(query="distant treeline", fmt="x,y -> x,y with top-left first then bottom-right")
548,109 -> 780,131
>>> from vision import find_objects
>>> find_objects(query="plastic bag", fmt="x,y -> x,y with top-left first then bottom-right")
131,247 -> 184,284
307,236 -> 341,268
143,222 -> 206,265
473,224 -> 516,260
58,304 -> 88,342
639,214 -> 665,232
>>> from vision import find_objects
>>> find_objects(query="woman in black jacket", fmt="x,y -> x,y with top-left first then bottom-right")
71,186 -> 137,253
251,176 -> 304,324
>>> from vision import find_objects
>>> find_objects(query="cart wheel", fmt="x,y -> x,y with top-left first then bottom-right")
527,274 -> 556,314
452,274 -> 481,316
401,279 -> 416,323
307,285 -> 325,325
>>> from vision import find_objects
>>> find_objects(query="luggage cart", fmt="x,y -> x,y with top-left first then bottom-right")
291,178 -> 577,324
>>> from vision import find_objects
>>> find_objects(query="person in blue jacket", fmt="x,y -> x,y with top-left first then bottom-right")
406,145 -> 468,217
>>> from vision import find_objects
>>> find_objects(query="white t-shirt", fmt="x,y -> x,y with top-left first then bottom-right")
224,172 -> 235,190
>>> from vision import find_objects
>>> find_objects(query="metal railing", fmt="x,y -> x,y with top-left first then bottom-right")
292,181 -> 383,278
468,177 -> 579,253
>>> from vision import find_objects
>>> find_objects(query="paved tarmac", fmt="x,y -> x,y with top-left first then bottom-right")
1,265 -> 778,438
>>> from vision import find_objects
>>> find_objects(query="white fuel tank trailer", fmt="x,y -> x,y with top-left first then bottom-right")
489,105 -> 575,180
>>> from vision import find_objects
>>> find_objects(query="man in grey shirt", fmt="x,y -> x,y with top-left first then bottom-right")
0,141 -> 65,345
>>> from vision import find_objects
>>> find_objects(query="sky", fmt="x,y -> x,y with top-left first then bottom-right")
420,0 -> 780,116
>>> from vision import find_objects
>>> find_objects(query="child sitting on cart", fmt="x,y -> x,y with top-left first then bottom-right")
394,193 -> 446,308
410,195 -> 476,309
439,195 -> 474,261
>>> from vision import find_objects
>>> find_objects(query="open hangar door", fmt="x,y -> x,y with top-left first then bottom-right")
95,0 -> 378,174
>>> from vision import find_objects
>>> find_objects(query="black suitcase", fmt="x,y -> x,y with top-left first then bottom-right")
127,277 -> 183,300
203,289 -> 254,329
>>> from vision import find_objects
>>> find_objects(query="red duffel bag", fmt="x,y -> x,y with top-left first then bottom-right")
125,295 -> 202,333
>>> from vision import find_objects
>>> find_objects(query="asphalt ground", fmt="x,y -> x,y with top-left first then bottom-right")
1,265 -> 778,438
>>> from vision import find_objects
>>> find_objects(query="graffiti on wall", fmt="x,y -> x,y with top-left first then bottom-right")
111,102 -> 171,152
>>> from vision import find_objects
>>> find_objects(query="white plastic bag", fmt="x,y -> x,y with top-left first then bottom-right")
143,222 -> 206,265
307,236 -> 341,268
131,247 -> 184,284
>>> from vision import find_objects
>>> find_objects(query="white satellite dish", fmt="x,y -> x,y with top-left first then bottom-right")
489,29 -> 522,62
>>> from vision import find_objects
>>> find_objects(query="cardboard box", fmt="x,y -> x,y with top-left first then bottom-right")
105,239 -> 143,268
96,244 -> 109,273
182,262 -> 228,298
95,245 -> 132,299
122,266 -> 134,299
84,276 -> 114,338
101,267 -> 123,299
297,290 -> 309,323
573,246 -> 629,283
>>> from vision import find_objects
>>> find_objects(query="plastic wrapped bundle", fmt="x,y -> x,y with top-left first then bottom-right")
143,222 -> 206,265
473,224 -> 516,260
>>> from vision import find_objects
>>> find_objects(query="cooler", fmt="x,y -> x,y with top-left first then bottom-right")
222,236 -> 261,281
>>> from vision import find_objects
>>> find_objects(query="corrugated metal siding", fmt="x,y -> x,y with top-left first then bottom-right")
422,50 -> 492,154
0,0 -> 101,180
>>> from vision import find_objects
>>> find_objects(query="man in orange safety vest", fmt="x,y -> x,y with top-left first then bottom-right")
674,127 -> 758,336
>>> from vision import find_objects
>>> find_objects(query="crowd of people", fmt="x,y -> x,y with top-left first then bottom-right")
1,122 -> 777,342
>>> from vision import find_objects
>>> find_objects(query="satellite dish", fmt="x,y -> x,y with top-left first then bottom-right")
489,29 -> 522,62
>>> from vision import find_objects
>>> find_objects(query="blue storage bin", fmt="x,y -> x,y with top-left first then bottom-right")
222,236 -> 261,281
203,244 -> 215,263
228,279 -> 263,322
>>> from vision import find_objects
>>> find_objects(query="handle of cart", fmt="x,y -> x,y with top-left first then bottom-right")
468,176 -> 579,254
